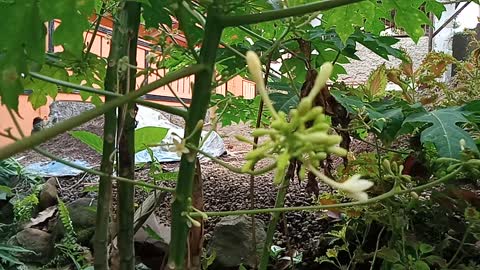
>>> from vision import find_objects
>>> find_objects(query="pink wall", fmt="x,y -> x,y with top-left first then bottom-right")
0,20 -> 255,147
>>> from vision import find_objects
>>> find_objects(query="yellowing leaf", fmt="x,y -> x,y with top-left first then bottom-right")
365,64 -> 387,100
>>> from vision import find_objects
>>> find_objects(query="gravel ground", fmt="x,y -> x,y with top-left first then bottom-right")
16,119 -> 376,268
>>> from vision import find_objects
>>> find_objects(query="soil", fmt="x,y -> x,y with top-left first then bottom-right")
15,118 -> 377,269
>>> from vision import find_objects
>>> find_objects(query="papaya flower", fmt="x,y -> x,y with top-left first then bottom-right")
310,165 -> 373,201
169,138 -> 189,157
330,174 -> 374,202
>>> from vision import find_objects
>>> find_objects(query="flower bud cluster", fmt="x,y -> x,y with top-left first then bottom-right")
244,51 -> 346,184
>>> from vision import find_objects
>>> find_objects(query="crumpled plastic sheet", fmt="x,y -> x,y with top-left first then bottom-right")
25,160 -> 92,177
24,105 -> 226,177
134,105 -> 226,163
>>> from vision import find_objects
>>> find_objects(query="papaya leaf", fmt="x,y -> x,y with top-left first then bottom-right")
39,0 -> 95,59
269,92 -> 299,114
134,126 -> 169,153
0,0 -> 46,110
23,65 -> 68,109
69,130 -> 103,154
403,108 -> 479,158
142,0 -> 172,29
322,1 -> 376,43
383,0 -> 431,43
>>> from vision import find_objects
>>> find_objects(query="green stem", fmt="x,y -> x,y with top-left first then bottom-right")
447,225 -> 471,268
0,65 -> 205,160
259,173 -> 290,270
112,1 -> 142,269
219,0 -> 365,27
32,146 -> 174,192
190,146 -> 277,176
370,226 -> 385,270
83,2 -> 106,61
29,72 -> 188,118
190,167 -> 463,217
167,6 -> 224,270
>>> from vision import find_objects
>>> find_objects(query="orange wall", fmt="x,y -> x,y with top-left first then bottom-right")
0,95 -> 50,146
0,20 -> 255,148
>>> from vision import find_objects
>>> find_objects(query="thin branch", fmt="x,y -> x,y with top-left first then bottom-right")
219,0 -> 365,27
83,3 -> 106,61
29,71 -> 188,118
191,145 -> 277,176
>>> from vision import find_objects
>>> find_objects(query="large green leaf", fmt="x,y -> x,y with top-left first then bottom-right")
0,0 -> 45,110
23,65 -> 68,109
383,0 -> 432,43
142,0 -> 172,29
269,92 -> 299,114
39,0 -> 95,59
309,28 -> 405,61
322,1 -> 376,43
70,127 -> 169,154
403,108 -> 479,158
134,126 -> 169,153
69,130 -> 104,154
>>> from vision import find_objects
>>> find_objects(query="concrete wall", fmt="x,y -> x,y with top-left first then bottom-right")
340,36 -> 429,87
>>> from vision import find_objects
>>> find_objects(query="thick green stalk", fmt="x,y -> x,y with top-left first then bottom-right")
259,167 -> 291,270
189,167 -> 463,218
167,6 -> 224,270
219,0 -> 365,26
0,65 -> 204,160
93,88 -> 117,270
29,72 -> 188,118
115,1 -> 141,269
93,0 -> 141,268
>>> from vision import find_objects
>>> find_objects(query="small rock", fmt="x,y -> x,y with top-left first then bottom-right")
38,178 -> 58,211
11,228 -> 54,263
209,215 -> 266,269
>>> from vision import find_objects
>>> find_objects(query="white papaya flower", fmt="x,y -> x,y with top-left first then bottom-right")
309,165 -> 374,202
323,174 -> 373,202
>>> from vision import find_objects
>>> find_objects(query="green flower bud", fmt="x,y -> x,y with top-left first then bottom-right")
382,159 -> 393,175
298,98 -> 313,115
252,128 -> 276,137
315,152 -> 328,160
299,164 -> 306,181
391,161 -> 398,174
327,146 -> 347,156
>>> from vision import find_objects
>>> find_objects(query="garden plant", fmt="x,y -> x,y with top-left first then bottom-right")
1,0 -> 480,269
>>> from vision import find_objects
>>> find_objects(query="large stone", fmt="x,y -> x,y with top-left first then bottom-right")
55,198 -> 96,246
68,198 -> 97,230
12,228 -> 54,263
134,214 -> 170,269
209,215 -> 266,269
